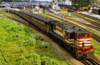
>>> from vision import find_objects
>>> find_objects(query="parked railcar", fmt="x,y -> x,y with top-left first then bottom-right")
92,8 -> 100,14
6,8 -> 94,59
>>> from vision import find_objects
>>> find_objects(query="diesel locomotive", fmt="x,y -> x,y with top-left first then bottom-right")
6,8 -> 94,59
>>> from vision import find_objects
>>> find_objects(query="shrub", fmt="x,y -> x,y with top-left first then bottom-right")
41,56 -> 60,65
41,42 -> 50,48
27,38 -> 36,46
20,45 -> 26,52
34,34 -> 44,40
6,34 -> 19,41
24,26 -> 32,33
0,42 -> 4,49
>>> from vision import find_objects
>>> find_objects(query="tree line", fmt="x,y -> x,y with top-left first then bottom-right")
70,0 -> 98,7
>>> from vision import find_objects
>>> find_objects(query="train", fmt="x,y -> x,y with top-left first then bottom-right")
92,8 -> 100,14
6,8 -> 94,59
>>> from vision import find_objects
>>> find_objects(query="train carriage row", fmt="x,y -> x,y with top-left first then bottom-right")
92,8 -> 100,14
6,8 -> 94,59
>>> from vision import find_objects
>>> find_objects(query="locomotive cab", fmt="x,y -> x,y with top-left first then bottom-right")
65,32 -> 75,44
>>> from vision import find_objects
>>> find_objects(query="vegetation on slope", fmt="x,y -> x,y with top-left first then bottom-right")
0,9 -> 20,19
0,17 -> 71,65
91,39 -> 100,57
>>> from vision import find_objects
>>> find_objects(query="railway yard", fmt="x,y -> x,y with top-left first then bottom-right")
1,4 -> 100,65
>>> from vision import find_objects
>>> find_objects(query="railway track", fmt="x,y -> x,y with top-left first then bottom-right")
63,8 -> 100,29
72,13 -> 100,27
50,13 -> 100,31
81,58 -> 100,65
46,12 -> 100,42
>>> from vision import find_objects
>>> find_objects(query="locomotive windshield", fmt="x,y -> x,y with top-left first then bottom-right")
78,33 -> 91,39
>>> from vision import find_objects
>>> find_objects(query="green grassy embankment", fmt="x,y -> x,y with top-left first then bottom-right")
0,13 -> 71,65
0,9 -> 20,19
91,38 -> 100,57
86,27 -> 100,57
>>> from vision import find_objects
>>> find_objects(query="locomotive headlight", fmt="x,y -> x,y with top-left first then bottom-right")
90,49 -> 94,51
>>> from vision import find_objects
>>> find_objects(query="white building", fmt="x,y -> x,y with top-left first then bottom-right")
30,0 -> 52,2
58,0 -> 72,5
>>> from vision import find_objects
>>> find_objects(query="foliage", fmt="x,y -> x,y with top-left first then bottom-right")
70,0 -> 98,7
91,39 -> 100,57
20,45 -> 26,52
34,34 -> 44,40
0,17 -> 71,65
26,38 -> 36,46
41,42 -> 50,48
0,9 -> 20,19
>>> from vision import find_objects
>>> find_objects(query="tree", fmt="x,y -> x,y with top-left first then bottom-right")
70,0 -> 98,7
0,0 -> 3,3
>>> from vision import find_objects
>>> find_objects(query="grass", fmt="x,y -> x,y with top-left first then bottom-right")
2,8 -> 100,61
0,9 -> 20,19
87,27 -> 100,57
91,38 -> 100,57
86,27 -> 100,36
61,13 -> 77,18
85,17 -> 100,24
0,16 -> 71,65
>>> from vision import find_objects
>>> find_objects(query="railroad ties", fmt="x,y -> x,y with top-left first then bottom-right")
81,58 -> 100,65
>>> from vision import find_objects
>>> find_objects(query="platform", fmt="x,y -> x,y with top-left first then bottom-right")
79,12 -> 100,19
